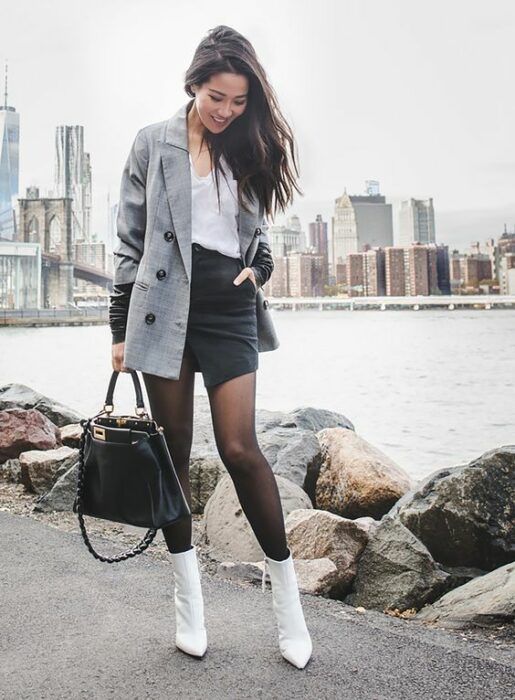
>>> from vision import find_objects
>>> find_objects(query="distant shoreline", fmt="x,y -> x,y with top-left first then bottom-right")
1,295 -> 515,329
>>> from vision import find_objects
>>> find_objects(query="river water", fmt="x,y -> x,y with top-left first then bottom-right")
1,308 -> 513,482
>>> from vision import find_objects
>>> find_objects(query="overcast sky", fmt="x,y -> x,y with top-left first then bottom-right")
3,0 -> 515,250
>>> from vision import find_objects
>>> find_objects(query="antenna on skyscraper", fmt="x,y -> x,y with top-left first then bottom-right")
3,60 -> 8,109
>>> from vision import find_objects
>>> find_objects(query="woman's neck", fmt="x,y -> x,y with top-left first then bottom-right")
187,102 -> 207,156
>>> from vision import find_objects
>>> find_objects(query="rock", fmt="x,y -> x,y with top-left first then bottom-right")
0,408 -> 61,463
254,427 -> 321,500
276,406 -> 354,433
60,423 -> 84,448
0,457 -> 22,483
285,508 -> 377,597
33,462 -> 79,512
253,404 -> 354,434
201,473 -> 312,562
217,561 -> 265,585
415,561 -> 515,629
344,516 -> 451,612
289,558 -> 340,596
217,556 -> 340,596
19,446 -> 78,494
188,452 -> 225,514
388,445 -> 515,571
315,427 -> 415,518
0,383 -> 84,427
437,564 -> 487,585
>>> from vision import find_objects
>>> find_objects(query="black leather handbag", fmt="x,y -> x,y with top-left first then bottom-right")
73,369 -> 191,563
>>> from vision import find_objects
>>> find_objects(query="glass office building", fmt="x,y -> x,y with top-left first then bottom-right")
0,65 -> 20,241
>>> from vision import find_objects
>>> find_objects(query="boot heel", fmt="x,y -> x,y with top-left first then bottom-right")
169,544 -> 208,658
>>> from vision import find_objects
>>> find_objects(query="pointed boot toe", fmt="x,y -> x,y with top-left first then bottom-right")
175,629 -> 208,658
280,636 -> 313,669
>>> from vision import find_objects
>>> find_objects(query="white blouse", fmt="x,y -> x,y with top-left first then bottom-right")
189,152 -> 240,258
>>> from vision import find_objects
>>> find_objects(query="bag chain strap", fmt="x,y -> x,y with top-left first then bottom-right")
75,417 -> 157,563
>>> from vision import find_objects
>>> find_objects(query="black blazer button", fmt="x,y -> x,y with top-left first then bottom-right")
164,231 -> 174,242
145,313 -> 156,324
263,299 -> 269,309
156,269 -> 166,280
255,227 -> 262,236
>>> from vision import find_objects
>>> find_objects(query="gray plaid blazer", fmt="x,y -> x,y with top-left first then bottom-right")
113,100 -> 280,380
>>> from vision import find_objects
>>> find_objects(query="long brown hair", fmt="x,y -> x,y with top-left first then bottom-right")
184,25 -> 302,219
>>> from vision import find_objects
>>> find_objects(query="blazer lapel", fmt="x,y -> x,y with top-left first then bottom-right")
158,100 -> 259,282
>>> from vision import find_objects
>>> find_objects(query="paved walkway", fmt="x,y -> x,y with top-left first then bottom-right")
1,511 -> 514,700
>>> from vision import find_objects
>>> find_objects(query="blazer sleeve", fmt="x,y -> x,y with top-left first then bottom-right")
113,128 -> 150,285
109,282 -> 134,344
250,216 -> 274,288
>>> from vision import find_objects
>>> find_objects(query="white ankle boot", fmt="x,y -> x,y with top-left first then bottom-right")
169,545 -> 207,658
263,548 -> 313,669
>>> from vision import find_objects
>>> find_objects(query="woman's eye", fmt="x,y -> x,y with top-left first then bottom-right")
210,96 -> 246,106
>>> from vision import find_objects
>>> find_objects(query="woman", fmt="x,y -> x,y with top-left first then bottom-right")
109,25 -> 312,669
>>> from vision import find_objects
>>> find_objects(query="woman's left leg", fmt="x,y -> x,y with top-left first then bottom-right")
206,370 -> 289,561
207,369 -> 312,669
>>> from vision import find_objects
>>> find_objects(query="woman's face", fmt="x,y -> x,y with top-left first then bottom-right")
192,72 -> 249,133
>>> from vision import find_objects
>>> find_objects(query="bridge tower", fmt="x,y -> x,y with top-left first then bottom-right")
17,187 -> 74,307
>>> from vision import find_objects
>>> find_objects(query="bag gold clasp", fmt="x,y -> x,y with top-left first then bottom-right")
93,426 -> 106,440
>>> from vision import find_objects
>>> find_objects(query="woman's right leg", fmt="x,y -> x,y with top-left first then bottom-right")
143,349 -> 207,658
141,346 -> 197,553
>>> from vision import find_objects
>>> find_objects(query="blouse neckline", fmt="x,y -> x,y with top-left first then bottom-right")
189,152 -> 215,180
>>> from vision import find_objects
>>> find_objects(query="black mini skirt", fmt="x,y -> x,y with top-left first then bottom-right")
182,242 -> 259,387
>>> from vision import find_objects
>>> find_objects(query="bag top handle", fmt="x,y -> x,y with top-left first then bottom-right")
103,370 -> 147,416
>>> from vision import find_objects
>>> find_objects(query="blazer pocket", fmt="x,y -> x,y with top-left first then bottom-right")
134,280 -> 150,291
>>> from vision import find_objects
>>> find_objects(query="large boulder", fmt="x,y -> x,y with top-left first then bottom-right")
0,383 -> 83,427
285,508 -> 377,597
0,408 -> 61,463
19,446 -> 78,494
344,516 -> 451,612
33,462 -> 79,512
253,427 -> 321,500
388,445 -> 515,571
415,561 -> 515,629
315,427 -> 415,519
201,473 -> 312,562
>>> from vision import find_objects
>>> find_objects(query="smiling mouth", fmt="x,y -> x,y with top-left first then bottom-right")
212,116 -> 228,125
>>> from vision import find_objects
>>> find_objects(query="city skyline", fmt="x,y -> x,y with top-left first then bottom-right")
2,0 -> 515,250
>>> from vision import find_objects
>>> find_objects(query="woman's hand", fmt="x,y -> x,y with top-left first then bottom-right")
233,267 -> 258,290
112,342 -> 130,372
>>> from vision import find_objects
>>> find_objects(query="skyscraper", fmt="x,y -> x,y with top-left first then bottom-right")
54,124 -> 92,243
0,63 -> 20,240
308,214 -> 329,287
332,183 -> 393,273
399,198 -> 436,245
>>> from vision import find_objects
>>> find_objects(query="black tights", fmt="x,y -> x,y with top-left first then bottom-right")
141,353 -> 289,562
